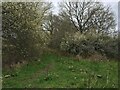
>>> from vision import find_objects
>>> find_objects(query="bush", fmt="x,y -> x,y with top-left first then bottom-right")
60,31 -> 95,57
2,2 -> 50,66
60,31 -> 118,59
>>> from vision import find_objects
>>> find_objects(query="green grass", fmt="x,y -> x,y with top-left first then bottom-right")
2,52 -> 118,88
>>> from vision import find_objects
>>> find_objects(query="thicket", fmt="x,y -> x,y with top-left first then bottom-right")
2,2 -> 118,67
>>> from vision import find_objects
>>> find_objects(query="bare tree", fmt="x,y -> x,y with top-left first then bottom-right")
59,1 -> 116,34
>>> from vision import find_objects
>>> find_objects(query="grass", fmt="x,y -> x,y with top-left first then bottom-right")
2,52 -> 118,88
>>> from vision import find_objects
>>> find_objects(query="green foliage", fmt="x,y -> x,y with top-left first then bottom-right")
2,2 -> 118,88
47,15 -> 76,49
60,31 -> 118,59
2,2 -> 51,65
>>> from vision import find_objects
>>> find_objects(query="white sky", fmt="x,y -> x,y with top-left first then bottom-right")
51,0 -> 118,17
45,0 -> 119,30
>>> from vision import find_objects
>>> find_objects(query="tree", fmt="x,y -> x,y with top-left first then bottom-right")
2,2 -> 51,66
59,1 -> 116,34
44,13 -> 76,49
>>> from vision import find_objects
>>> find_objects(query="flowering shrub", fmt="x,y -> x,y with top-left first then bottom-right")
60,31 -> 118,59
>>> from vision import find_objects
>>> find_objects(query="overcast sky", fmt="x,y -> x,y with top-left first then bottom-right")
45,0 -> 119,30
46,0 -> 118,16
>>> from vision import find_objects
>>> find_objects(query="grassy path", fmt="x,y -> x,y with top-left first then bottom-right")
2,53 -> 118,88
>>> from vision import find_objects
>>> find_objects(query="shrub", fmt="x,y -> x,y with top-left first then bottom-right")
2,2 -> 50,66
60,31 -> 118,59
